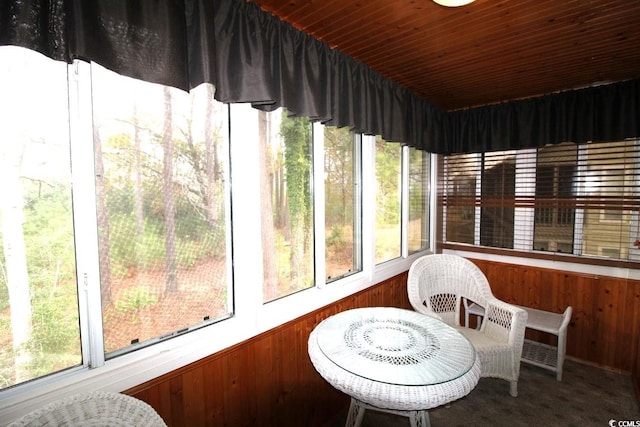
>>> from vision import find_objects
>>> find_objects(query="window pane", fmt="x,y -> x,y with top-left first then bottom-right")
444,154 -> 478,244
375,138 -> 402,263
324,127 -> 361,282
580,141 -> 639,259
533,143 -> 577,252
444,140 -> 640,263
480,151 -> 516,249
408,148 -> 430,253
261,110 -> 314,302
91,65 -> 231,355
0,47 -> 81,387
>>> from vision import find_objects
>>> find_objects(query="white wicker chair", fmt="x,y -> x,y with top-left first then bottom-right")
7,391 -> 167,427
407,254 -> 528,397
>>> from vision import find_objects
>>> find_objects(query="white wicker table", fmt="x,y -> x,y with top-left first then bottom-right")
308,307 -> 480,427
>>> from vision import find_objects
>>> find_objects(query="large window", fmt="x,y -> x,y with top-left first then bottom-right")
407,148 -> 431,253
259,113 -> 367,301
91,65 -> 232,355
375,137 -> 403,264
0,46 -> 431,400
443,140 -> 640,263
444,150 -> 516,248
260,111 -> 315,302
533,143 -> 577,253
324,127 -> 362,282
0,47 -> 80,388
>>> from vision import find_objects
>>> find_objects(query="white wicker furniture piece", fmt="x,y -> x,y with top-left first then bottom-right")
7,391 -> 167,427
465,302 -> 572,381
407,254 -> 528,397
308,307 -> 481,427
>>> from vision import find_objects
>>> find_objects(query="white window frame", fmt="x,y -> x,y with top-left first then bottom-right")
0,63 -> 433,422
445,142 -> 640,282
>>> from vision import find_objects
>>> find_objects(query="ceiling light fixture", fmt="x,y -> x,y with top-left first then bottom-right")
432,0 -> 475,6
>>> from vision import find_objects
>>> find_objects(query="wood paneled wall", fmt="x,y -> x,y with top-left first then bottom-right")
125,260 -> 640,426
125,273 -> 412,427
470,259 -> 640,373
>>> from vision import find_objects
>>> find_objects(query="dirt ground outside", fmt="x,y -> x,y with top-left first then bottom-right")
102,257 -> 229,352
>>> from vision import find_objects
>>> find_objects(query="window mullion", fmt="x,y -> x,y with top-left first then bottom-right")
313,122 -> 327,288
513,149 -> 536,251
68,60 -> 105,369
630,140 -> 640,261
573,144 -> 587,255
401,145 -> 410,258
429,153 -> 438,252
361,135 -> 376,280
229,104 -> 263,316
474,153 -> 482,246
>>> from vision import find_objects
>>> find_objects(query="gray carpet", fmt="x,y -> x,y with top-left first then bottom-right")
325,359 -> 640,427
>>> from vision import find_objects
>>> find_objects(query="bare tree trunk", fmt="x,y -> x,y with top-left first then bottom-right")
162,87 -> 178,292
205,84 -> 219,229
133,101 -> 144,237
0,145 -> 33,383
259,111 -> 279,300
93,125 -> 113,306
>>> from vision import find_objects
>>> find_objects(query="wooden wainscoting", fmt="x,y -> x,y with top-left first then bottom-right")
468,258 -> 640,374
636,344 -> 640,406
125,272 -> 412,427
125,259 -> 640,425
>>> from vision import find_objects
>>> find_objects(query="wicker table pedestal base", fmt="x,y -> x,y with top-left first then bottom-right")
346,398 -> 430,427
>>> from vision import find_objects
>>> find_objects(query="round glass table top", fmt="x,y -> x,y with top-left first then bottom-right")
315,307 -> 476,386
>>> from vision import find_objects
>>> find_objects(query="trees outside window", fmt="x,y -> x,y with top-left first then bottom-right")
324,127 -> 362,281
375,138 -> 403,264
0,47 -> 81,388
91,64 -> 232,355
0,47 -> 432,395
261,111 -> 314,302
408,148 -> 430,253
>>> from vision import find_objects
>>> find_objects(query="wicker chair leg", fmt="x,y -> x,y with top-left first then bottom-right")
509,381 -> 518,397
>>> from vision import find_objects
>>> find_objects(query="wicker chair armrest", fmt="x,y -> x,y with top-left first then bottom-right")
482,298 -> 528,347
411,304 -> 445,322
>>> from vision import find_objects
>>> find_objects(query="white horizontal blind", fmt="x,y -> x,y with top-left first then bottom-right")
443,140 -> 640,262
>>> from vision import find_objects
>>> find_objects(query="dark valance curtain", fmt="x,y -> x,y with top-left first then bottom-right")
211,0 -> 446,147
0,0 -> 445,150
1,0 -> 639,154
447,79 -> 640,154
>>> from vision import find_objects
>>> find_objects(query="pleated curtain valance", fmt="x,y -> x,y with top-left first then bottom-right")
447,79 -> 640,154
1,0 -> 638,154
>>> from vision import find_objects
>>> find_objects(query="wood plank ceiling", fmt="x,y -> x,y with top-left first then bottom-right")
251,0 -> 640,111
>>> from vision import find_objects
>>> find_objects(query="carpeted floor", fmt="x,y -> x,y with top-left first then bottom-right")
324,359 -> 640,427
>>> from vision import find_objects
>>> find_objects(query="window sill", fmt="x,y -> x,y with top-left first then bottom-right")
443,243 -> 640,280
0,251 -> 427,424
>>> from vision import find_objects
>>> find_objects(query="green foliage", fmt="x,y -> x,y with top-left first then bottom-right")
0,268 -> 8,313
375,137 -> 402,226
326,224 -> 346,249
324,126 -> 355,228
29,283 -> 80,356
280,112 -> 314,286
0,175 -> 81,386
281,113 -> 312,228
21,183 -> 76,285
115,287 -> 158,315
106,212 -> 222,278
